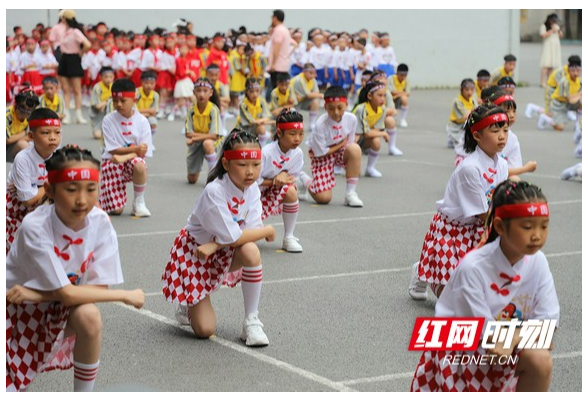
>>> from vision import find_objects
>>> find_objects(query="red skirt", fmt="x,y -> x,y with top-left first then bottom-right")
260,184 -> 291,220
162,229 -> 240,305
309,146 -> 347,194
131,69 -> 143,88
6,302 -> 75,392
99,157 -> 147,213
417,212 -> 484,285
411,347 -> 519,392
21,70 -> 43,94
156,70 -> 175,91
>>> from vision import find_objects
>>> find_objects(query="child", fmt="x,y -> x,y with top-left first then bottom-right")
228,41 -> 248,113
6,88 -> 40,163
6,145 -> 145,392
388,63 -> 410,128
99,78 -> 153,217
206,63 -> 231,133
235,77 -> 273,146
409,103 -> 509,300
89,66 -> 115,140
307,33 -> 328,89
497,76 -> 516,95
170,43 -> 198,122
185,78 -> 221,184
369,71 -> 401,155
269,72 -> 297,118
446,78 -> 477,149
411,180 -> 558,392
36,40 -> 58,80
258,108 -> 305,253
19,38 -> 42,94
538,59 -> 582,131
155,35 -> 177,119
136,70 -> 160,139
247,44 -> 268,98
475,69 -> 491,103
39,76 -> 65,121
162,129 -> 276,346
205,33 -> 230,85
352,38 -> 372,98
298,85 -> 364,207
6,108 -> 61,252
488,91 -> 537,177
490,54 -> 517,86
375,32 -> 397,77
353,81 -> 390,177
290,63 -> 323,132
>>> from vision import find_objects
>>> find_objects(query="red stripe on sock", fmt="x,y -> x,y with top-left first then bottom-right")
241,278 -> 263,283
74,375 -> 98,381
346,178 -> 358,184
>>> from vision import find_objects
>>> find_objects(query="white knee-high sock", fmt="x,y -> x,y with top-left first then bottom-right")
241,265 -> 263,316
400,106 -> 408,121
299,171 -> 312,188
367,149 -> 379,170
73,360 -> 100,392
387,128 -> 398,150
282,201 -> 299,237
205,153 -> 217,170
133,183 -> 146,200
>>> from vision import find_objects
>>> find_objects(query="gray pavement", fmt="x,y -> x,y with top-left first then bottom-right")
13,44 -> 583,392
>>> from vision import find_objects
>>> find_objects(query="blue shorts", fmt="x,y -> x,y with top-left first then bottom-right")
378,64 -> 395,77
315,68 -> 326,87
340,70 -> 351,89
290,65 -> 303,78
326,67 -> 336,86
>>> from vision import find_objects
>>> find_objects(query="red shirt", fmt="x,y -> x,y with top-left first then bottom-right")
175,56 -> 194,80
205,47 -> 229,85
187,48 -> 203,74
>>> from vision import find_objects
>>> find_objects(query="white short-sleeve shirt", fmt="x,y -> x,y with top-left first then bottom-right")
435,238 -> 560,329
501,129 -> 523,169
186,174 -> 263,246
257,140 -> 304,187
6,205 -> 124,291
101,110 -> 153,160
436,146 -> 509,224
7,146 -> 50,202
305,112 -> 358,157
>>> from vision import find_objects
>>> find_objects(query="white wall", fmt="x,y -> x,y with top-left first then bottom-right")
6,9 -> 520,88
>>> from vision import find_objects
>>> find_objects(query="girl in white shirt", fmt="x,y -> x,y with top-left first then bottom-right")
162,129 -> 276,347
412,180 -> 558,392
6,145 -> 145,392
409,104 -> 510,300
258,108 -> 305,253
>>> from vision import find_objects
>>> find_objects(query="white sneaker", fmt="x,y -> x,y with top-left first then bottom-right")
365,168 -> 382,178
567,110 -> 578,122
408,262 -> 428,300
240,312 -> 269,347
344,191 -> 364,207
334,165 -> 344,175
167,113 -> 175,122
174,304 -> 190,325
388,146 -> 404,156
400,119 -> 408,128
132,197 -> 151,217
156,110 -> 166,120
297,180 -> 308,201
525,103 -> 534,119
537,114 -> 548,130
75,109 -> 87,124
282,236 -> 303,253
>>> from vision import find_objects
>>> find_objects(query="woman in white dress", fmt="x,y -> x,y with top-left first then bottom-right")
539,13 -> 563,88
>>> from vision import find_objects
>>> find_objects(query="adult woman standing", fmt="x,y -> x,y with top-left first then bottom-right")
539,13 -> 563,88
57,9 -> 91,124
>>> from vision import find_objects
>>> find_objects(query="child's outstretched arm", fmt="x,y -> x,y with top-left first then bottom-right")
195,226 -> 276,259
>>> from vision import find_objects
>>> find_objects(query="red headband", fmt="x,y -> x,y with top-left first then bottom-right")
493,95 -> 515,106
48,168 -> 100,184
495,203 -> 549,219
277,122 -> 304,131
112,91 -> 136,98
29,118 -> 61,128
224,149 -> 262,160
470,113 -> 508,133
325,97 -> 348,104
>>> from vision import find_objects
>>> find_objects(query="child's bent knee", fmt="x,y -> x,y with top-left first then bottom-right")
238,242 -> 261,265
73,304 -> 103,336
191,321 -> 216,339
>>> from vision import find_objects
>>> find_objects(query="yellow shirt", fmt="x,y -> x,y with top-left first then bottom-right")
552,75 -> 581,103
6,106 -> 28,137
137,87 -> 154,111
40,94 -> 61,113
449,94 -> 476,123
98,81 -> 112,102
190,101 -> 214,133
366,103 -> 384,129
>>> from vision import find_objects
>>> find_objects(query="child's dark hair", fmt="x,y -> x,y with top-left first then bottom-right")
194,77 -> 220,109
484,180 -> 547,244
463,103 -> 508,154
28,107 -> 59,127
324,85 -> 347,100
206,129 -> 261,185
42,75 -> 59,86
112,78 -> 136,93
460,78 -> 475,90
357,80 -> 385,106
497,76 -> 516,88
99,66 -> 115,76
303,63 -> 316,71
476,69 -> 490,79
206,63 -> 220,72
245,77 -> 261,93
15,87 -> 40,110
489,90 -> 517,111
274,108 -> 303,140
567,55 -> 581,68
276,72 -> 291,83
504,54 -> 517,62
481,86 -> 500,102
45,144 -> 100,172
397,63 -> 409,73
140,70 -> 157,81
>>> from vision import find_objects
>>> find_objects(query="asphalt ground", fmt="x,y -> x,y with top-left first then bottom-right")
5,44 -> 583,393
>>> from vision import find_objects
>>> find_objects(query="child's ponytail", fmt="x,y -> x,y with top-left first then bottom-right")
356,80 -> 385,109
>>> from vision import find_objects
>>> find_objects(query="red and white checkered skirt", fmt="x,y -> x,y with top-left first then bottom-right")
417,212 -> 484,285
261,184 -> 291,220
410,347 -> 519,392
6,302 -> 75,392
309,147 -> 346,194
162,229 -> 240,305
6,191 -> 28,253
99,157 -> 146,213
